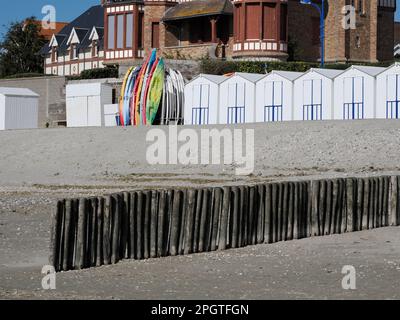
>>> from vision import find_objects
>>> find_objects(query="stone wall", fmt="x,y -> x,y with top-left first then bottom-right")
0,76 -> 67,128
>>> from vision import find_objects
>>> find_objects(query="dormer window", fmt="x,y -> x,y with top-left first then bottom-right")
51,47 -> 58,62
92,40 -> 99,57
70,44 -> 78,60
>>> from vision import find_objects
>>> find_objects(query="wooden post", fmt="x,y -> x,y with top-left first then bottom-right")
317,180 -> 325,237
129,192 -> 137,259
184,189 -> 197,255
170,190 -> 182,256
103,196 -> 111,265
373,178 -> 379,229
362,178 -> 370,231
150,191 -> 158,258
330,180 -> 338,235
218,187 -> 230,251
193,189 -> 203,253
277,184 -> 283,242
377,177 -> 383,228
282,183 -> 289,241
143,191 -> 151,259
368,178 -> 375,230
89,198 -> 98,267
389,176 -> 398,226
231,187 -> 240,248
271,183 -> 278,243
179,190 -> 188,255
96,197 -> 104,267
310,180 -> 318,236
264,184 -> 272,244
287,182 -> 294,241
157,190 -> 166,258
136,191 -> 144,260
199,189 -> 209,252
120,192 -> 130,259
356,179 -> 363,231
62,199 -> 73,271
249,185 -> 257,246
383,177 -> 389,227
324,180 -> 332,236
111,194 -> 121,264
76,198 -> 87,270
49,200 -> 63,271
293,182 -> 299,239
256,185 -> 265,244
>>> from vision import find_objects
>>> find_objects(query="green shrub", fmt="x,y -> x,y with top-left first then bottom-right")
2,72 -> 48,79
200,59 -> 394,75
67,66 -> 118,80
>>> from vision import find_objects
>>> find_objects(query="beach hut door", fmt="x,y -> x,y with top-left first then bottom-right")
386,74 -> 400,119
264,81 -> 283,122
227,83 -> 246,124
303,79 -> 322,120
343,77 -> 364,120
191,84 -> 210,125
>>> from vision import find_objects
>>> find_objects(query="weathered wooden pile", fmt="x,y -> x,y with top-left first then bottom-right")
50,176 -> 400,272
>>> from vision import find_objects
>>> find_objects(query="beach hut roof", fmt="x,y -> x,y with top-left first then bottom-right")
267,70 -> 304,81
189,74 -> 227,85
0,87 -> 39,97
234,72 -> 265,83
347,65 -> 387,77
309,68 -> 344,79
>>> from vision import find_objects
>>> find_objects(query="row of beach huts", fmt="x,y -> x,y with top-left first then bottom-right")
2,63 -> 400,130
184,63 -> 400,125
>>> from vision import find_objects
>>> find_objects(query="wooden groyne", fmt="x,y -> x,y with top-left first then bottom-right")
49,176 -> 400,272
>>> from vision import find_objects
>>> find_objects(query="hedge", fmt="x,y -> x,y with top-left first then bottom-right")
1,72 -> 50,79
199,59 -> 395,76
67,66 -> 118,80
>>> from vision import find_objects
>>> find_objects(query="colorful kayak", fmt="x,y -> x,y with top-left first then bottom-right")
139,49 -> 157,125
119,67 -> 134,126
146,58 -> 165,125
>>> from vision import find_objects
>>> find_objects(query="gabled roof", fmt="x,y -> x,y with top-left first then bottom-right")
297,68 -> 344,80
195,74 -> 227,84
163,0 -> 233,22
0,87 -> 39,97
79,27 -> 104,50
67,28 -> 90,45
40,5 -> 104,55
266,70 -> 304,81
347,65 -> 387,77
233,72 -> 265,83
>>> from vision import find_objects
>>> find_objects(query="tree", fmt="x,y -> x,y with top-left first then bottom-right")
0,17 -> 46,78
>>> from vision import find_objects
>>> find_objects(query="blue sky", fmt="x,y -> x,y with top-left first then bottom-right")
0,0 -> 400,38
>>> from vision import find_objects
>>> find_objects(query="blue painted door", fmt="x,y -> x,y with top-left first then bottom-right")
386,74 -> 400,119
264,81 -> 283,122
303,79 -> 322,121
343,77 -> 364,120
191,84 -> 210,125
227,83 -> 246,124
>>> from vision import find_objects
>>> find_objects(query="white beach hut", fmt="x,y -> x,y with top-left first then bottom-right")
184,74 -> 226,125
219,72 -> 264,124
376,63 -> 400,119
66,82 -> 113,127
255,70 -> 303,122
0,87 -> 39,130
334,65 -> 385,120
293,68 -> 343,121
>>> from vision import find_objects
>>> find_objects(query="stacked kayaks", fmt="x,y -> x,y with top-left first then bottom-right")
161,68 -> 185,125
118,49 -> 185,126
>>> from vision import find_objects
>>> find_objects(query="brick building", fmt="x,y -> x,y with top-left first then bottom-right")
42,0 -> 396,76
